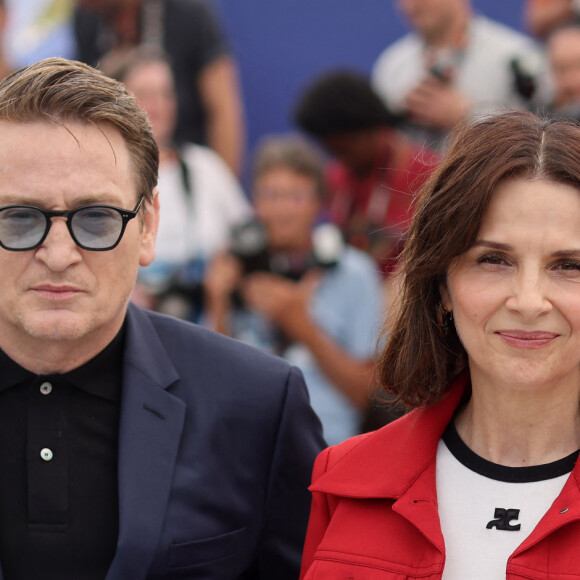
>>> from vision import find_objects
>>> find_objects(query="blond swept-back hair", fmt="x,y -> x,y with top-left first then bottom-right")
0,57 -> 158,203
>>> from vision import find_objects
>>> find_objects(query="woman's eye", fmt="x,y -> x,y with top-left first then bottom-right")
477,254 -> 507,266
554,260 -> 580,271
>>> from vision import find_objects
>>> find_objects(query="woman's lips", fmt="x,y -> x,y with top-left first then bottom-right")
496,330 -> 559,349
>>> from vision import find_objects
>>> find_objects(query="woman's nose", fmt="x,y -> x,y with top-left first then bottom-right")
505,268 -> 552,318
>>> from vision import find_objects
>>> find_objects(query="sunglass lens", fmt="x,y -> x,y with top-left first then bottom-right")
0,207 -> 46,250
72,207 -> 123,249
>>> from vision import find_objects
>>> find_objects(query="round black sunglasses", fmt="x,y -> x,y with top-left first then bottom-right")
0,197 -> 144,251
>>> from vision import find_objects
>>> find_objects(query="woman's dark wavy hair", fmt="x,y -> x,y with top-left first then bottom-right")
377,110 -> 580,409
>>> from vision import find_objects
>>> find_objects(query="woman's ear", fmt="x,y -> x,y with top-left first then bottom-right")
439,281 -> 452,312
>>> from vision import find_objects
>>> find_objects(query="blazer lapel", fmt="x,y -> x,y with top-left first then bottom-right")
106,306 -> 186,580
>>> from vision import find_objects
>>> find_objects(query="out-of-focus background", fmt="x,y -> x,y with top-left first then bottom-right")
212,0 -> 524,161
3,0 -> 524,172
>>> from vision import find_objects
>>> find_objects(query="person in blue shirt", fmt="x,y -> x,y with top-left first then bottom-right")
204,135 -> 386,445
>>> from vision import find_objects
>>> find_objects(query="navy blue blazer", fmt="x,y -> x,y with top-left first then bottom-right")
51,304 -> 324,579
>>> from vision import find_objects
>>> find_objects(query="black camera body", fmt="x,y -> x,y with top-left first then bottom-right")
229,219 -> 345,281
137,259 -> 205,321
511,52 -> 544,102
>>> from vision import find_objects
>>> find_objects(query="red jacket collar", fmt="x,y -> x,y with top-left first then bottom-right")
310,374 -> 469,499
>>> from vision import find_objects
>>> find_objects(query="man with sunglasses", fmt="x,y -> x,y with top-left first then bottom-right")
0,57 -> 324,580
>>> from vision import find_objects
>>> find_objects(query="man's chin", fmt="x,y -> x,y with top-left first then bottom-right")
19,311 -> 91,342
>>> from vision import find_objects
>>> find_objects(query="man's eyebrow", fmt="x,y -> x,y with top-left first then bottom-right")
0,195 -> 125,208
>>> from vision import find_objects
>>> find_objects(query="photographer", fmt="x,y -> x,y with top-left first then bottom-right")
103,47 -> 251,322
294,70 -> 439,281
204,136 -> 385,445
545,23 -> 580,119
371,0 -> 550,151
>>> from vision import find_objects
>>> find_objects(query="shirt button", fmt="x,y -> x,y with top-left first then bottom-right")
40,382 -> 52,395
40,448 -> 53,462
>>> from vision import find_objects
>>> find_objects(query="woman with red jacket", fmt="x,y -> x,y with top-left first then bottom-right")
301,111 -> 580,579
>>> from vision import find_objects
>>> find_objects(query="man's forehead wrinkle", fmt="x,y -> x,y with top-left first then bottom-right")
49,117 -> 81,148
0,122 -> 132,206
95,122 -> 118,166
34,117 -> 120,165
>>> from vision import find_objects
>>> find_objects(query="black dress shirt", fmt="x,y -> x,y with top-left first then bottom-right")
0,328 -> 125,580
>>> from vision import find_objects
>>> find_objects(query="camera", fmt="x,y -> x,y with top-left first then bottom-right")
229,219 -> 345,281
137,259 -> 205,321
511,51 -> 544,102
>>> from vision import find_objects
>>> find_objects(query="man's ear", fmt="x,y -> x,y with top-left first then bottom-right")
139,188 -> 160,267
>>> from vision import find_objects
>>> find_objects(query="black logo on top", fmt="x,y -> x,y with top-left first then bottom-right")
486,508 -> 521,531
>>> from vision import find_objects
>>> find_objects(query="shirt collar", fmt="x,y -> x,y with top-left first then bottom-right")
0,348 -> 34,391
63,325 -> 125,401
0,324 -> 125,402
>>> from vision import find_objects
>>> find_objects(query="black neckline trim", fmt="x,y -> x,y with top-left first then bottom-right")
442,422 -> 579,483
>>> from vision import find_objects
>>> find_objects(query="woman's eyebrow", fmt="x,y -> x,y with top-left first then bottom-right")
473,240 -> 580,257
549,249 -> 580,258
471,240 -> 512,251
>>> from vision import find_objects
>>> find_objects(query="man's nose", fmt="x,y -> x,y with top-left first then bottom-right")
34,217 -> 82,271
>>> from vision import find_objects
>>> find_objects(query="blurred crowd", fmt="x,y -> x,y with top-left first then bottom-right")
2,0 -> 579,445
